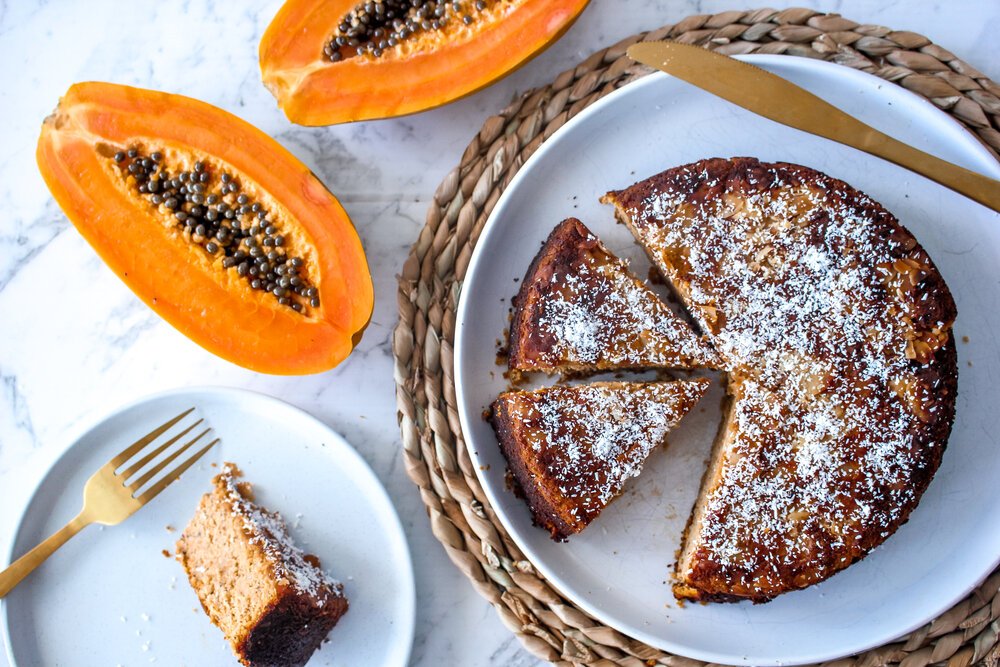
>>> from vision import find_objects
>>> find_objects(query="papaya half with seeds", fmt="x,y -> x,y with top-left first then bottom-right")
37,82 -> 373,375
259,0 -> 590,126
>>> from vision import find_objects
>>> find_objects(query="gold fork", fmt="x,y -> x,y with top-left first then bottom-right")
0,407 -> 219,597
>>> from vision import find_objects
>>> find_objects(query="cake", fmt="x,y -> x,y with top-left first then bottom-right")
490,379 -> 710,540
176,464 -> 349,666
508,217 -> 718,377
602,157 -> 958,603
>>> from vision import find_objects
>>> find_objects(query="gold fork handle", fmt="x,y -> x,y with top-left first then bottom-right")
0,512 -> 90,598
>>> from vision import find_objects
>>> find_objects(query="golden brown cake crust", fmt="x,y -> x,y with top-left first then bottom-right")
491,396 -> 577,540
490,379 -> 710,541
508,217 -> 718,375
603,157 -> 958,603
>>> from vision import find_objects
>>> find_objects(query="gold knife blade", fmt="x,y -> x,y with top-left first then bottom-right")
627,41 -> 1000,213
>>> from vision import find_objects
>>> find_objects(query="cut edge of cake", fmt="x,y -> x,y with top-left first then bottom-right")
672,376 -> 756,604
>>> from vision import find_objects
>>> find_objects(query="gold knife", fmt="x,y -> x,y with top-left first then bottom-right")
627,41 -> 1000,213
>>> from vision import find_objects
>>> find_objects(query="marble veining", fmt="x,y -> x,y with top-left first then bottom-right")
0,1 -> 997,665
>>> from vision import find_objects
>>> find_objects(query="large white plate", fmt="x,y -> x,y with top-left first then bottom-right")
1,387 -> 415,667
454,55 -> 1000,665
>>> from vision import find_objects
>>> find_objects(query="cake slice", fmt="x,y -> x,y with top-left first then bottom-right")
490,379 -> 710,540
507,217 -> 718,377
176,464 -> 348,667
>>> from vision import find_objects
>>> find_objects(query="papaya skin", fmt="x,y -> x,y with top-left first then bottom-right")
259,0 -> 591,126
37,82 -> 373,375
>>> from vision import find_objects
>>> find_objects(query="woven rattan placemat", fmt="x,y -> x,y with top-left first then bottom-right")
392,8 -> 1000,666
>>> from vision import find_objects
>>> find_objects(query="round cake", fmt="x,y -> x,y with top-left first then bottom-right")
602,157 -> 958,603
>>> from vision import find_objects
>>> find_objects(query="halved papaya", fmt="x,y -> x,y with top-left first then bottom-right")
259,0 -> 590,125
37,82 -> 373,375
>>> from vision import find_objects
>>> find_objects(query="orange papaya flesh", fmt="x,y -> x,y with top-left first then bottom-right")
259,0 -> 591,125
37,82 -> 373,375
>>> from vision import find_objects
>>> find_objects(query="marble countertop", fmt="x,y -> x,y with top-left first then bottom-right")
1,1 -> 997,665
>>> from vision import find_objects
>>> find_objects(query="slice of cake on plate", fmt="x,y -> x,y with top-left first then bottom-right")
507,217 -> 718,377
490,379 -> 710,540
176,463 -> 348,666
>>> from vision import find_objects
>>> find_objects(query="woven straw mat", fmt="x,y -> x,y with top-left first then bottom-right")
392,8 -> 1000,667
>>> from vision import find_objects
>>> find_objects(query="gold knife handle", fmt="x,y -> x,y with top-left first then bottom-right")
851,126 -> 1000,213
627,42 -> 1000,214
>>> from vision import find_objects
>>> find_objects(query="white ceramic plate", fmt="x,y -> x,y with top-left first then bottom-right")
1,387 -> 415,667
454,55 -> 1000,665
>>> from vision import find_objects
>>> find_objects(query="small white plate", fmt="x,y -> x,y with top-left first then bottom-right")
454,55 -> 1000,665
1,387 -> 415,667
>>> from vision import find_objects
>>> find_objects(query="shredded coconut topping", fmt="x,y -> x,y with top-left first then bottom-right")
514,218 -> 717,371
218,464 -> 343,603
540,248 -> 711,366
612,158 -> 956,591
504,380 -> 707,529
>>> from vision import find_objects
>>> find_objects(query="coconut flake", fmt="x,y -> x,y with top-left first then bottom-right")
217,464 -> 343,603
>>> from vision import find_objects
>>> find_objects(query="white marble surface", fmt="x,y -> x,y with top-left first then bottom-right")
0,1 -> 997,666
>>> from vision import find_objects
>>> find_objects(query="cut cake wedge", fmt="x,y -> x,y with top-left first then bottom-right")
507,217 -> 719,376
490,379 -> 710,540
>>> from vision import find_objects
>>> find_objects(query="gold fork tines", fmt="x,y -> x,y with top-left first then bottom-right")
0,408 -> 219,597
